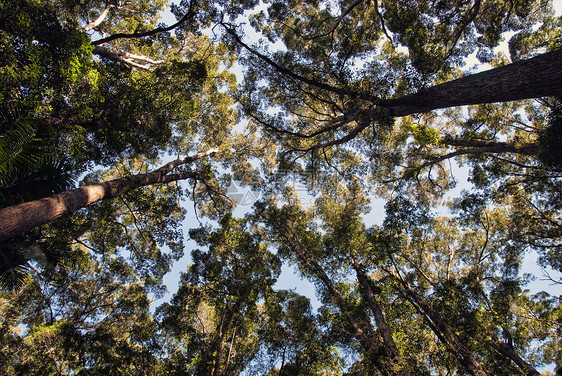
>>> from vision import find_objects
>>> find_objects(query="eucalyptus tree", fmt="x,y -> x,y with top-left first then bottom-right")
254,289 -> 344,375
0,0 -> 242,288
0,240 -> 161,376
224,0 -> 562,278
250,179 -> 558,375
227,0 -> 559,155
221,0 -> 561,199
253,187 -> 419,375
157,214 -> 282,376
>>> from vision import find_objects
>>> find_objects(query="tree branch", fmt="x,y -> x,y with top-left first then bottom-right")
92,45 -> 165,70
0,149 -> 218,241
307,0 -> 365,39
222,22 -> 368,99
91,3 -> 197,45
84,5 -> 114,31
407,141 -> 540,175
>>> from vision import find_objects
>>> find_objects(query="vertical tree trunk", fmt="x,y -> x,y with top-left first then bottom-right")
352,257 -> 410,376
287,235 -> 400,375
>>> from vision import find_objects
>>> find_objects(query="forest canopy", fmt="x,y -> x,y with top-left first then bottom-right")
0,0 -> 561,375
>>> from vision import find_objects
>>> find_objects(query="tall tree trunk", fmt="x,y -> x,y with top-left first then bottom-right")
286,238 -> 383,372
486,331 -> 541,376
352,257 -> 400,359
285,233 -> 401,375
300,254 -> 378,352
211,304 -> 229,376
386,269 -> 488,376
381,49 -> 562,117
0,149 -> 216,242
352,257 -> 410,376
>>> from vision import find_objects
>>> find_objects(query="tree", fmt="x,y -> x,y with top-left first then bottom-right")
1,0 -> 562,375
0,0 -> 239,289
157,214 -> 281,375
251,182 -> 556,375
0,149 -> 216,242
0,240 -> 161,376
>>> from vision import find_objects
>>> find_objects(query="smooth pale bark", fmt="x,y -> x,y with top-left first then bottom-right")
381,49 -> 562,117
92,45 -> 164,70
84,6 -> 112,31
0,149 -> 216,242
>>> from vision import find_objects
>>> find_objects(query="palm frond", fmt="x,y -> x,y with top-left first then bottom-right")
0,121 -> 78,207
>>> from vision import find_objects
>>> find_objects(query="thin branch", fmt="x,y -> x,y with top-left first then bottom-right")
119,196 -> 150,244
521,196 -> 562,230
74,238 -> 102,254
440,0 -> 481,66
302,118 -> 371,151
92,3 -> 197,45
222,22 -> 367,99
488,154 -> 542,170
192,180 -> 202,226
322,147 -> 346,177
156,148 -> 219,174
307,0 -> 365,39
539,266 -> 562,285
373,0 -> 393,44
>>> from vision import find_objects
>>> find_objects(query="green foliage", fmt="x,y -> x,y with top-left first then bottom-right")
1,0 -> 561,375
0,121 -> 77,207
539,103 -> 562,168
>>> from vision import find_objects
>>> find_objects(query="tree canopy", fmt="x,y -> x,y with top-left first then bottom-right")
1,0 -> 561,375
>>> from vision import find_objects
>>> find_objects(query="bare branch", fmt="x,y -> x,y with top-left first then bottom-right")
308,0 -> 365,39
91,3 -> 197,45
539,266 -> 562,285
84,6 -> 113,31
373,0 -> 393,44
222,22 -> 368,99
440,0 -> 481,66
92,45 -> 165,70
